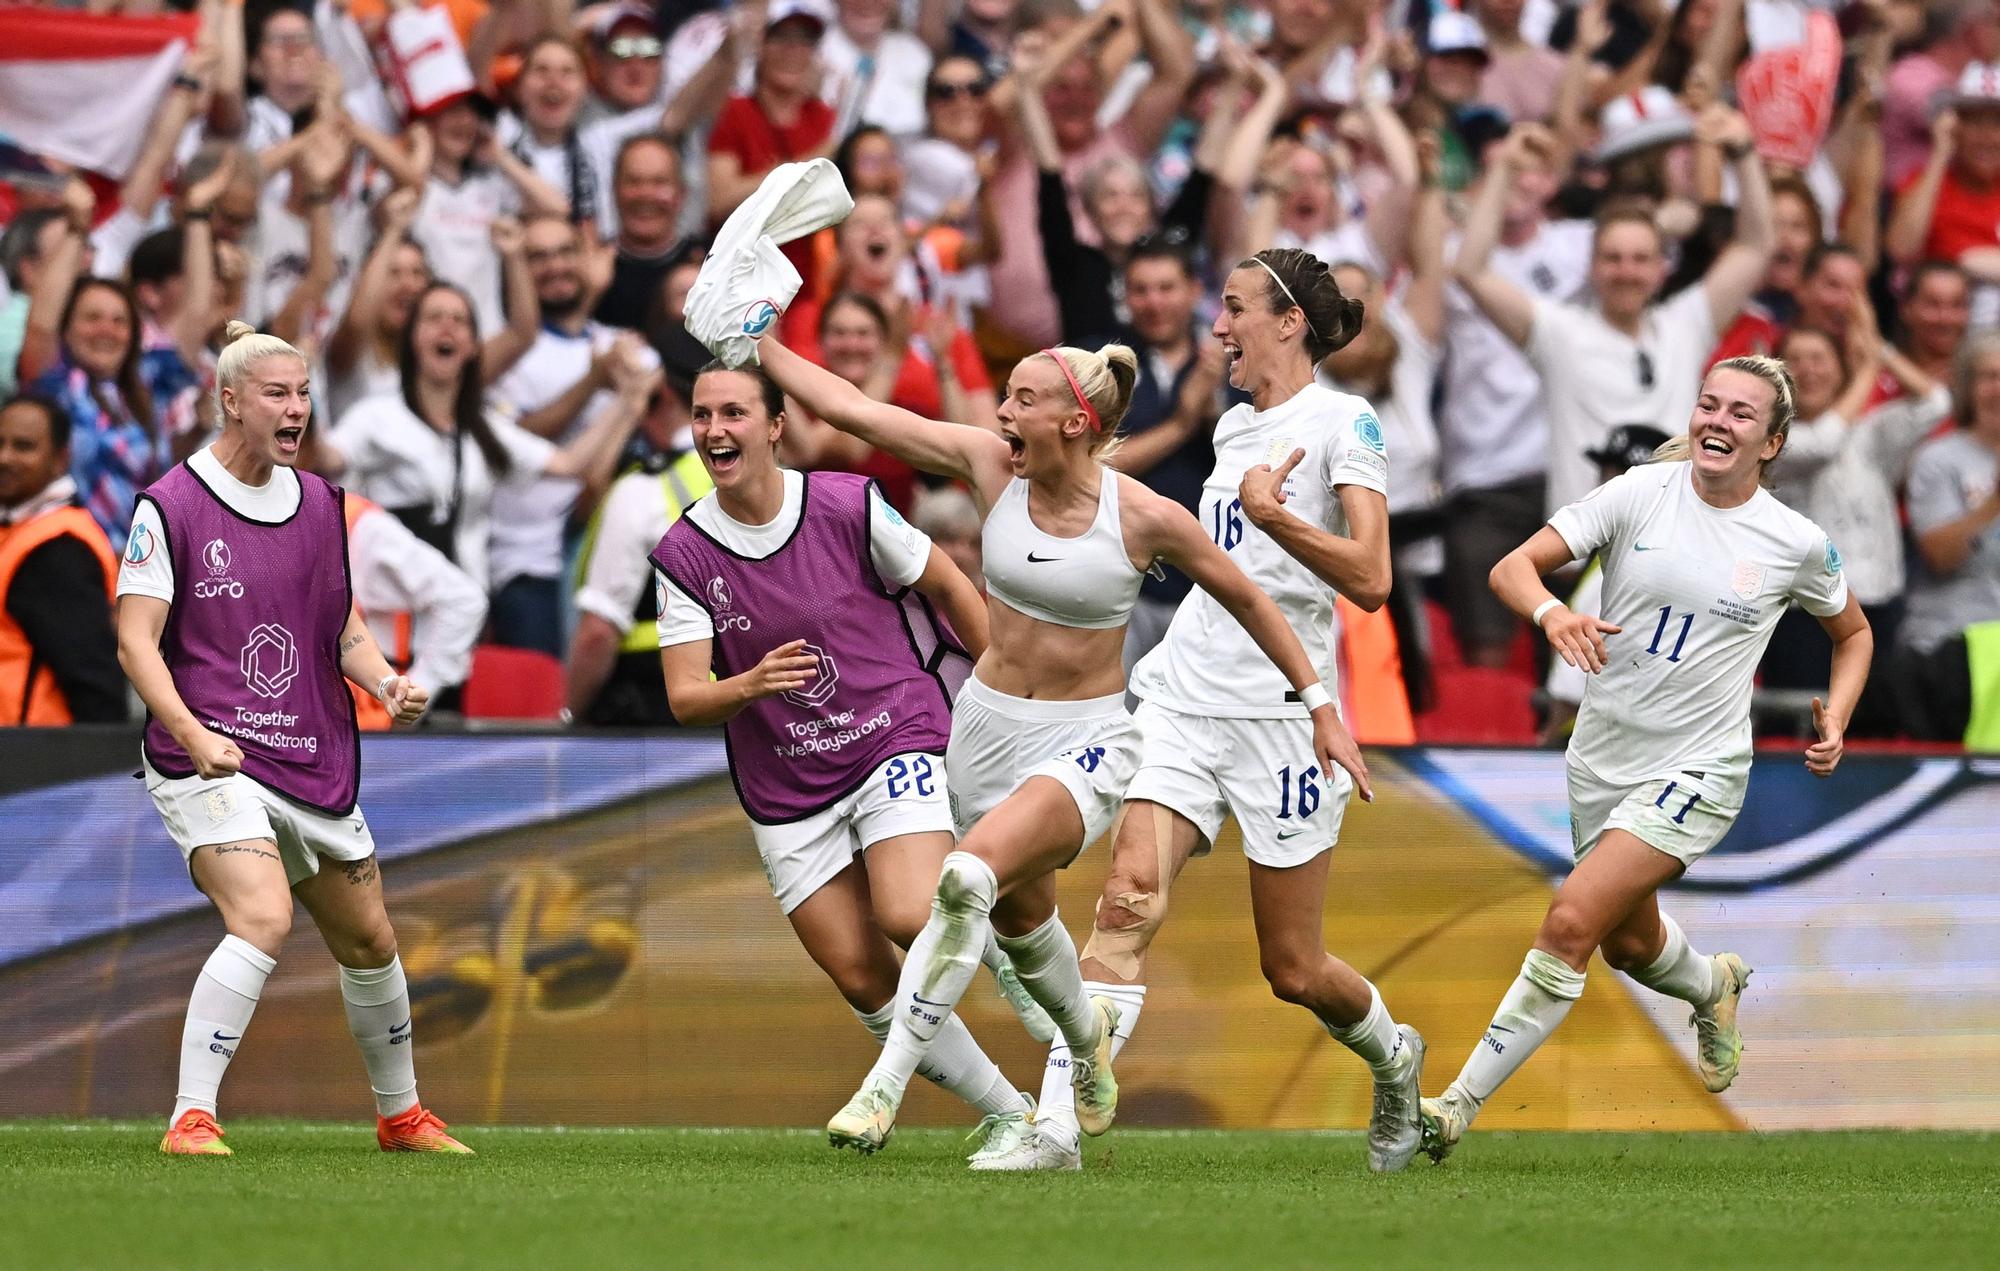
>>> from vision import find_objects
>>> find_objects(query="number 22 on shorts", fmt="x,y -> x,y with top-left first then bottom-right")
884,756 -> 936,799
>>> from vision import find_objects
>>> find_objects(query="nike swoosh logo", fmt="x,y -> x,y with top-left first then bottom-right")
912,995 -> 950,1008
1026,552 -> 1062,563
212,1030 -> 241,1042
1275,829 -> 1307,841
1633,544 -> 1660,552
390,1019 -> 411,1034
1488,1025 -> 1516,1035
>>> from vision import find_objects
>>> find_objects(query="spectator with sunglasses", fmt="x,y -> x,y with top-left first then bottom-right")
901,58 -> 1000,241
1454,115 -> 1774,516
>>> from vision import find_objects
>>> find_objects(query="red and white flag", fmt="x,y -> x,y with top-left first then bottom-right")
0,7 -> 198,178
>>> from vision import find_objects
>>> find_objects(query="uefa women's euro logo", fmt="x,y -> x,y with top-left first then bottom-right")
741,299 -> 780,337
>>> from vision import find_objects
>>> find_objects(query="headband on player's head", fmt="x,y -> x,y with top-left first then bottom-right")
1253,256 -> 1322,340
1040,348 -> 1102,432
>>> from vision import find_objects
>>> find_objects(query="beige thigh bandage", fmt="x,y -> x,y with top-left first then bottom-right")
1079,802 -> 1181,978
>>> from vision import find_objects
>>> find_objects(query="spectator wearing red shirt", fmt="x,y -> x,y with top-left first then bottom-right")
708,0 -> 839,285
780,194 -> 998,434
1890,67 -> 2000,333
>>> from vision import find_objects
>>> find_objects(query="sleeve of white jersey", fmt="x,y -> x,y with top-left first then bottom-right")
867,487 -> 934,588
1547,467 -> 1639,561
115,499 -> 176,602
657,568 -> 714,648
350,506 -> 488,691
576,475 -> 661,635
1786,529 -> 1851,619
1322,397 -> 1391,497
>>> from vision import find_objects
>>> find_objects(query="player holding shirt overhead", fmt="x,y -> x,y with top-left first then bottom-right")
1420,356 -> 1873,1162
117,323 -> 469,1157
651,362 -> 1058,1167
1018,247 -> 1424,1175
753,328 -> 1369,1163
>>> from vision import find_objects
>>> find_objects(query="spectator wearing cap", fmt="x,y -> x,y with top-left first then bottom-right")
567,365 -> 712,727
0,394 -> 124,726
1454,112 -> 1774,516
1102,238 -> 1229,676
1760,318 -> 1948,683
983,0 -> 1196,352
414,90 -> 567,336
1538,421 -> 1670,744
1473,0 -> 1566,126
1437,116 -> 1593,671
820,0 -> 935,138
596,132 -> 703,331
1418,10 -> 1493,190
709,0 -> 841,226
1882,1 -> 2000,189
584,1 -> 670,122
1889,67 -> 2000,332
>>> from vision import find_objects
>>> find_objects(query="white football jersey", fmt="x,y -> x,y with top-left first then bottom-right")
1550,461 -> 1848,791
1131,382 -> 1390,719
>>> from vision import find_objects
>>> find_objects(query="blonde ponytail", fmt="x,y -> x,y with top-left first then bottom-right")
1044,343 -> 1141,459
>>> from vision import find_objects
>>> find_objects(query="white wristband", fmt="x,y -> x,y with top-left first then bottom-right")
375,674 -> 398,703
1532,598 -> 1563,629
1299,682 -> 1334,712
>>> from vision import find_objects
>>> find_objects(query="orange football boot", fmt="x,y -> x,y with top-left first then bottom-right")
376,1105 -> 474,1154
160,1109 -> 232,1156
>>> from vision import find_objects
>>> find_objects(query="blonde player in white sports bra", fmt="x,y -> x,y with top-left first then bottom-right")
755,332 -> 1371,1161
1036,246 -> 1426,1176
1419,355 -> 1873,1163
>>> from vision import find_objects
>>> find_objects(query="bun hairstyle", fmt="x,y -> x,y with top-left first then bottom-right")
1243,248 -> 1365,362
1652,353 -> 1799,469
215,319 -> 307,424
1044,343 -> 1140,458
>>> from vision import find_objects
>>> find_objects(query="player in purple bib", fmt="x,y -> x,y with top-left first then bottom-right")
654,363 -> 1058,1163
116,322 -> 470,1158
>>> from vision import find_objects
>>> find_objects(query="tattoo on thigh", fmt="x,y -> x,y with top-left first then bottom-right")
342,855 -> 379,887
210,843 -> 279,862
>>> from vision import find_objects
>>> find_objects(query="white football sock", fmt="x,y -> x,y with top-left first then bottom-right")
853,1001 -> 1026,1120
338,957 -> 420,1118
1626,914 -> 1720,1008
1447,949 -> 1587,1122
1324,981 -> 1414,1082
870,852 -> 996,1098
171,935 -> 273,1123
995,910 -> 1098,1055
1038,979 -> 1146,1137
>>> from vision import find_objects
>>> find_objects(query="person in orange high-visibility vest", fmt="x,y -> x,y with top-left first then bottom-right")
342,491 -> 487,728
0,394 -> 124,724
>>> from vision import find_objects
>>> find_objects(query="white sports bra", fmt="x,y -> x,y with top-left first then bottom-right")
981,474 -> 1152,630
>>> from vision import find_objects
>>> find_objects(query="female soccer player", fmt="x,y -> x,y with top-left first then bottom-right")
752,329 -> 1370,1161
651,362 -> 1057,1166
117,322 -> 469,1157
1419,355 -> 1873,1161
1029,246 -> 1424,1176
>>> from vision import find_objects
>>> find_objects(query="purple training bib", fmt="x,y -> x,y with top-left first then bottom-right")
652,472 -> 960,824
140,463 -> 361,814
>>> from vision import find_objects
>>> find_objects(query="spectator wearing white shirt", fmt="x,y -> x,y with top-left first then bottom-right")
1453,114 -> 1774,518
1901,332 -> 2000,656
345,493 -> 488,715
318,282 -> 650,594
820,0 -> 935,137
412,95 -> 570,337
1438,120 -> 1590,668
485,215 -> 640,656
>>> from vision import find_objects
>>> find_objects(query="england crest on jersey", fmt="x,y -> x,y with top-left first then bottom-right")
1731,560 -> 1766,600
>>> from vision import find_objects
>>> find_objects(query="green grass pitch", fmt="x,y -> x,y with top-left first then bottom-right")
5,1123 -> 1995,1269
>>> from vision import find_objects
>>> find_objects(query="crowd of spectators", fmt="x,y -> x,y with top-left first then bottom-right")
0,0 -> 1996,747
